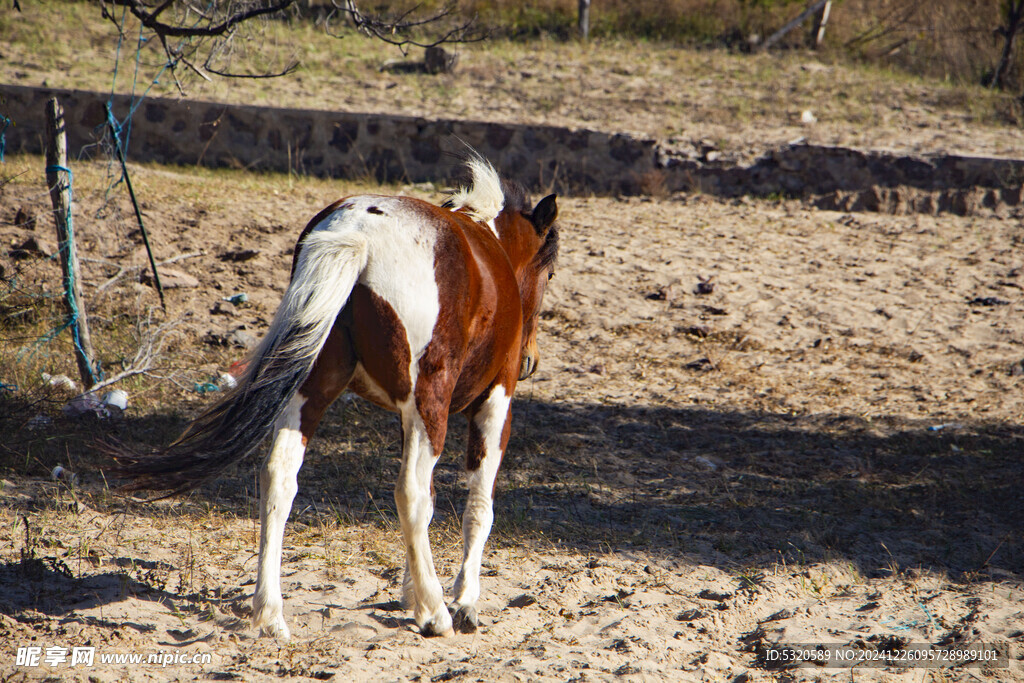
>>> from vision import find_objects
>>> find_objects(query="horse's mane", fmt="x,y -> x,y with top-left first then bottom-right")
444,156 -> 558,271
445,155 -> 504,224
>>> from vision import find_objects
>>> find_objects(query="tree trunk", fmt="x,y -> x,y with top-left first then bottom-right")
578,0 -> 591,40
994,0 -> 1024,89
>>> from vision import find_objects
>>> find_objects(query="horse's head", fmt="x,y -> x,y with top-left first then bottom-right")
495,185 -> 559,381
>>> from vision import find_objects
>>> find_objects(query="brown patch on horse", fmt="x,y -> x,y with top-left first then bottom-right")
466,419 -> 485,471
299,320 -> 358,440
426,203 -> 525,413
366,206 -> 384,215
465,394 -> 512,476
411,210 -> 475,456
345,284 -> 413,405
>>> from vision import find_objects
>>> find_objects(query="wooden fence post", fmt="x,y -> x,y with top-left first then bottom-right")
45,97 -> 97,390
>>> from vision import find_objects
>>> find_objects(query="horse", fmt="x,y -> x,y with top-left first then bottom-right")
115,155 -> 560,640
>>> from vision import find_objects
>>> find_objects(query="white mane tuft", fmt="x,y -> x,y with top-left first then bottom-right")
447,155 -> 504,227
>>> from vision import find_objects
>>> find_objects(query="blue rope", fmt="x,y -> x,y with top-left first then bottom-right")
101,0 -> 213,176
42,164 -> 101,385
0,114 -> 9,163
46,164 -> 73,177
99,1 -> 198,196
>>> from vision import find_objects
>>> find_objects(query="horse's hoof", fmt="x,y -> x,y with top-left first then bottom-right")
452,605 -> 478,633
420,621 -> 455,638
420,607 -> 454,638
257,619 -> 291,640
253,601 -> 291,640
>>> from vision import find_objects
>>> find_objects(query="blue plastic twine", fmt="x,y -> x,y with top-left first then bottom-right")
0,114 -> 10,163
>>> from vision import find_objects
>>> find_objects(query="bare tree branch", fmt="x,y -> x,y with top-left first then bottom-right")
105,0 -> 296,39
97,0 -> 485,82
203,61 -> 299,79
326,0 -> 486,54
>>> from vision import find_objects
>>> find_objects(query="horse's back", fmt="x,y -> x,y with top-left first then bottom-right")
305,194 -> 521,412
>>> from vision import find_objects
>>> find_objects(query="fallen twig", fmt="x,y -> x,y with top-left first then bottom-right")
90,252 -> 203,292
76,312 -> 186,395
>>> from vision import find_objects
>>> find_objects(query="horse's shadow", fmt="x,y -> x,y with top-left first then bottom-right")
483,400 -> 1024,579
1,392 -> 1021,625
282,395 -> 1024,579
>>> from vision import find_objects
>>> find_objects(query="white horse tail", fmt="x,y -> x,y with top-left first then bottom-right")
115,227 -> 369,494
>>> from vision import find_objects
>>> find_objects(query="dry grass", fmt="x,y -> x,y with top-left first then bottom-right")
463,0 -> 1014,88
2,0 -> 1022,144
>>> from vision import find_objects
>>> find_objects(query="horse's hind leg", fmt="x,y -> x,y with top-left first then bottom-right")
452,384 -> 512,633
251,393 -> 306,639
252,326 -> 355,639
395,393 -> 453,637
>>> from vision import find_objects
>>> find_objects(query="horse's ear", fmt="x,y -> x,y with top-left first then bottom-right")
531,194 -> 558,236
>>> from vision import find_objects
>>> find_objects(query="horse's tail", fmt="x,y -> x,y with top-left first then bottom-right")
114,227 -> 369,495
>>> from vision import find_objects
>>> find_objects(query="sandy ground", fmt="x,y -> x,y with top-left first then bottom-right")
1,156 -> 1023,681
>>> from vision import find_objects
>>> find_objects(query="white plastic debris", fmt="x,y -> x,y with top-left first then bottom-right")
42,373 -> 77,393
218,372 -> 238,390
800,109 -> 817,124
51,465 -> 79,486
102,389 -> 128,411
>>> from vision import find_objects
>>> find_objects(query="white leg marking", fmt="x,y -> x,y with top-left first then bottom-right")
453,386 -> 510,629
395,399 -> 452,637
252,394 -> 306,640
400,561 -> 416,610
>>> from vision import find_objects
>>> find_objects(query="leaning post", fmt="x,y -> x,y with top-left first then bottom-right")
45,97 -> 97,390
812,0 -> 832,48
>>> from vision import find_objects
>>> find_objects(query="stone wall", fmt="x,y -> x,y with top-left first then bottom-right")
0,84 -> 655,194
3,84 -> 1023,214
657,142 -> 1024,215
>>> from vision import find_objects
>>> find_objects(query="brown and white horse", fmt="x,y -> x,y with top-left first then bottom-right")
117,156 -> 559,639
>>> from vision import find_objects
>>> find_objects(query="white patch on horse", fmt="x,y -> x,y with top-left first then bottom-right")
453,385 -> 510,620
396,397 -> 454,636
252,393 -> 307,640
344,196 -> 441,360
446,156 -> 504,235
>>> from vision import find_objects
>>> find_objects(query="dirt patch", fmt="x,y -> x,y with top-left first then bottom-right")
1,158 -> 1023,680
